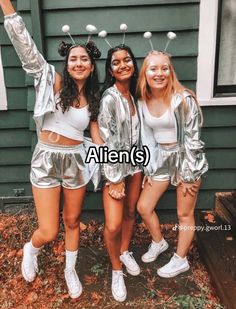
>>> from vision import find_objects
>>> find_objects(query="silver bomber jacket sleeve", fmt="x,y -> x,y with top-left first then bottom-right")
137,100 -> 158,176
4,13 -> 45,78
178,95 -> 208,183
98,93 -> 125,183
4,13 -> 55,133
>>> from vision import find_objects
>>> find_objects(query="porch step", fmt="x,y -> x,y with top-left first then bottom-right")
215,191 -> 236,231
195,210 -> 236,309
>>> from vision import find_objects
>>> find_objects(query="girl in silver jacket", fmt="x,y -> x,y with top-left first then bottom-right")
136,51 -> 208,278
1,0 -> 101,299
97,45 -> 142,302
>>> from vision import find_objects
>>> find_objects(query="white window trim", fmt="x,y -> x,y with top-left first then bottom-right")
197,0 -> 236,106
0,45 -> 8,110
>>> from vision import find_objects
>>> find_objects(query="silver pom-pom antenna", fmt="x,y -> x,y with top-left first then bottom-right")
120,23 -> 128,45
86,24 -> 98,43
164,31 -> 177,52
98,30 -> 112,48
61,24 -> 75,44
143,31 -> 154,51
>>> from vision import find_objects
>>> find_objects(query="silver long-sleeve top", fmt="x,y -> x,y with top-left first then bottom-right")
98,87 -> 140,183
138,91 -> 208,183
4,13 -> 55,135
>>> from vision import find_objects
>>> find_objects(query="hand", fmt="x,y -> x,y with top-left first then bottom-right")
180,181 -> 200,197
142,175 -> 153,188
108,181 -> 125,200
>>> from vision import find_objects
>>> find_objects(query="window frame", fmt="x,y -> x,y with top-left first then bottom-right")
196,0 -> 236,106
0,45 -> 8,111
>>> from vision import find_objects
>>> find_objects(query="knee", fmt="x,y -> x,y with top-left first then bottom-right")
63,216 -> 80,230
177,210 -> 194,223
124,208 -> 136,220
137,201 -> 149,217
39,228 -> 58,243
105,223 -> 122,237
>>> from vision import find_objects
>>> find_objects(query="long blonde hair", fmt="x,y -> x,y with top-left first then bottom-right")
136,51 -> 203,125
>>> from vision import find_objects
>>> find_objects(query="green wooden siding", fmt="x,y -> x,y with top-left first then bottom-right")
0,0 -> 235,210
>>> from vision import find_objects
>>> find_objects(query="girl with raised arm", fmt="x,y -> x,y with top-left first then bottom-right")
1,0 -> 101,298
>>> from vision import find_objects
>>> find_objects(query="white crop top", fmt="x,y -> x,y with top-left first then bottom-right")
143,102 -> 177,143
42,94 -> 91,141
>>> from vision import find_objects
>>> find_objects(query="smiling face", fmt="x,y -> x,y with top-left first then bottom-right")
110,49 -> 134,82
67,46 -> 94,82
145,53 -> 171,91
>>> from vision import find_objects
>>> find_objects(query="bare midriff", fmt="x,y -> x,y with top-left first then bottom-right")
40,130 -> 83,146
159,142 -> 178,146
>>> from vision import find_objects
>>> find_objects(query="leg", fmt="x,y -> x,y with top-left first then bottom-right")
32,185 -> 61,247
119,172 -> 142,276
137,180 -> 170,242
62,186 -> 86,299
176,179 -> 201,257
103,185 -> 124,270
120,172 -> 142,253
22,185 -> 61,282
62,186 -> 86,251
137,180 -> 170,263
157,179 -> 201,278
103,186 -> 127,302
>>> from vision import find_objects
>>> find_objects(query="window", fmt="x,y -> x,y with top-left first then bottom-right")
0,46 -> 8,110
214,0 -> 236,96
197,0 -> 236,105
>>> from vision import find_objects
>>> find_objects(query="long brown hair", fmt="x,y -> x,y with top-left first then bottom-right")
136,51 -> 203,125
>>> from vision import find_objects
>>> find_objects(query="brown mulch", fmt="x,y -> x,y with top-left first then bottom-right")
0,212 -> 224,309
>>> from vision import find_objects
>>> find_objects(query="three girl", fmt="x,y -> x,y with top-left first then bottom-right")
1,0 -> 208,301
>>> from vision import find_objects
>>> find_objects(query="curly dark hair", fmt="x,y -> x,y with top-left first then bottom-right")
58,43 -> 100,121
102,44 -> 139,99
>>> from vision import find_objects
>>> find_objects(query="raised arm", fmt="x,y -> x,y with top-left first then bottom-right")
1,0 -> 47,80
0,0 -> 15,15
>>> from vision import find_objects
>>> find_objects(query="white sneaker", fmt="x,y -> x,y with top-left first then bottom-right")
111,270 -> 127,302
120,251 -> 140,276
64,268 -> 83,299
141,239 -> 169,263
21,242 -> 39,282
157,253 -> 190,278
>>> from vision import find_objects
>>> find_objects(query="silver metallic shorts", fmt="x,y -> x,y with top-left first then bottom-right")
151,143 -> 179,186
30,141 -> 90,189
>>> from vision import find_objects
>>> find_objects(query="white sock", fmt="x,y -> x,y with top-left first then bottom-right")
65,249 -> 78,270
28,240 -> 41,255
153,238 -> 165,245
174,253 -> 187,261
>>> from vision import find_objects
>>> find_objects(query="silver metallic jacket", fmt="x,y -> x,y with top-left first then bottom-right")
4,13 -> 100,189
138,92 -> 208,183
98,87 -> 140,183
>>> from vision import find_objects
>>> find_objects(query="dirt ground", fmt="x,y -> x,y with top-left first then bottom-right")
0,212 -> 224,309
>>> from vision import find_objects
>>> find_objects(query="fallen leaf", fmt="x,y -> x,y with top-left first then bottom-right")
80,222 -> 87,231
204,213 -> 216,223
8,249 -> 17,258
84,274 -> 97,285
17,249 -> 23,257
91,291 -> 102,305
25,291 -> 38,304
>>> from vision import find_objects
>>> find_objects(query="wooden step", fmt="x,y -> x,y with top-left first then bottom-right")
215,191 -> 236,231
195,210 -> 236,309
